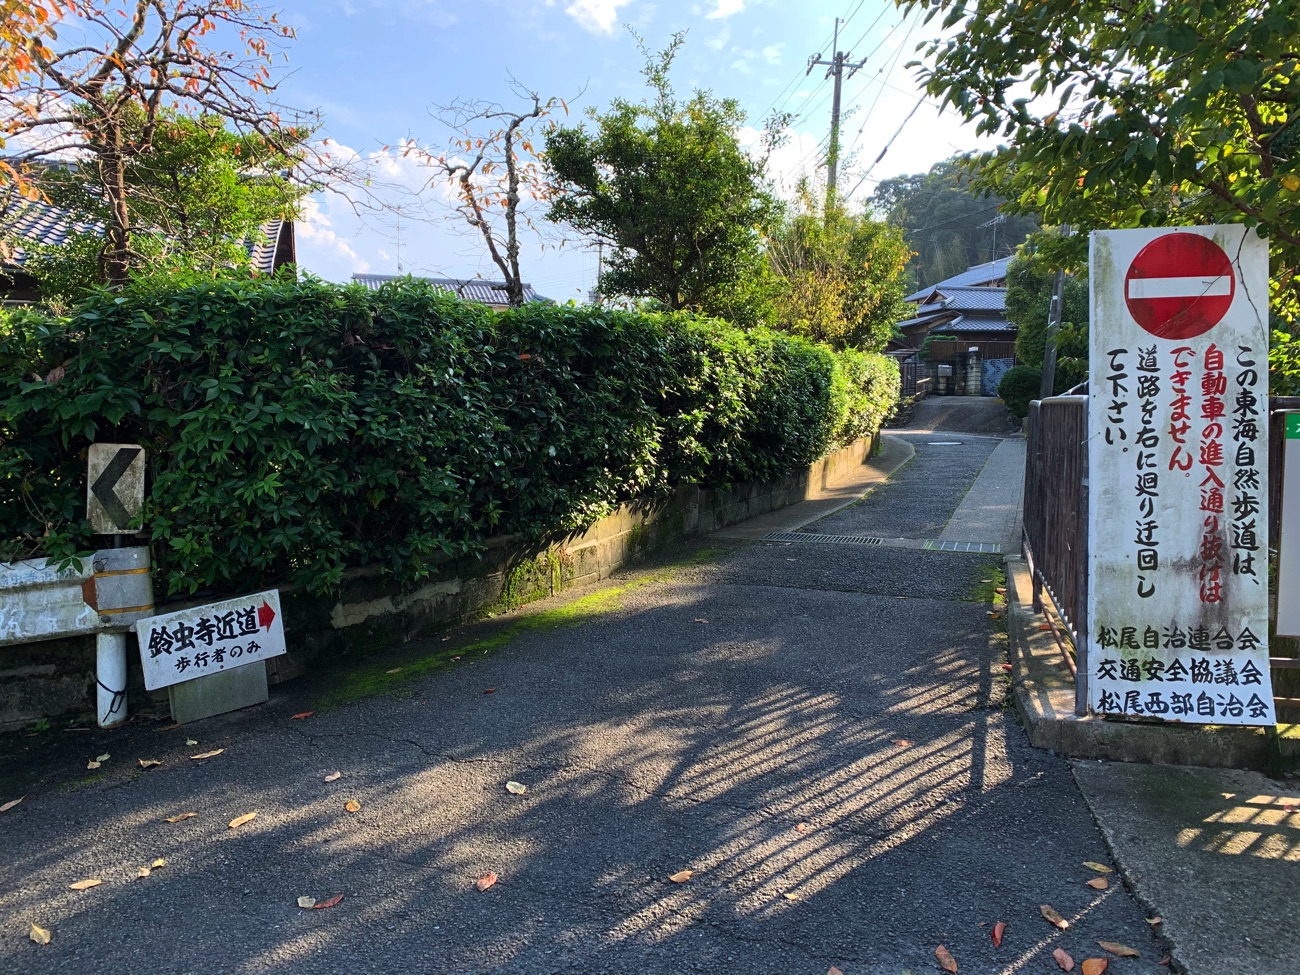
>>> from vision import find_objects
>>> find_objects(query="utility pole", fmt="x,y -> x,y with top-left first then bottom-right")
1039,225 -> 1074,399
807,17 -> 866,211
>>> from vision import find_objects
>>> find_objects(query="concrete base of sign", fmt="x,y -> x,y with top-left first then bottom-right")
168,662 -> 268,725
1005,554 -> 1300,772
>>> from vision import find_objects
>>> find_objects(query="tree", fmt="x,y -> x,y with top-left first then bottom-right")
766,185 -> 911,350
2,0 -> 319,287
903,0 -> 1300,318
1005,244 -> 1090,393
17,106 -> 308,305
544,33 -> 782,321
870,157 -> 1038,289
411,83 -> 562,308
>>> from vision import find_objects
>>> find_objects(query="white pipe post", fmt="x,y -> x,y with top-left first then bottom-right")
96,631 -> 128,728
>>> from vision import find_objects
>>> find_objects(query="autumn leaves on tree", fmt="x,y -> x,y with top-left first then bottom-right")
0,1 -> 326,290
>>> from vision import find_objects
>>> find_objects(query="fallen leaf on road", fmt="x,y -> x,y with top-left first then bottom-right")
1158,955 -> 1171,966
1146,917 -> 1162,926
96,753 -> 110,762
992,920 -> 1006,947
86,760 -> 101,770
995,587 -> 1006,594
0,797 -> 24,813
795,822 -> 809,833
297,896 -> 316,909
935,944 -> 958,972
185,738 -> 198,746
450,656 -> 462,662
476,872 -> 498,892
1086,877 -> 1109,890
1083,861 -> 1112,874
1081,960 -> 1108,975
68,879 -> 101,891
892,739 -> 913,747
506,781 -> 527,795
164,812 -> 197,823
29,923 -> 51,945
483,687 -> 497,694
344,799 -> 361,813
783,892 -> 799,901
385,668 -> 403,674
1040,905 -> 1069,929
291,711 -> 314,720
190,749 -> 224,760
136,867 -> 151,879
669,870 -> 694,883
138,759 -> 162,769
828,968 -> 843,975
1097,941 -> 1139,958
313,894 -> 343,909
693,618 -> 709,624
228,812 -> 257,829
324,771 -> 342,783
1039,624 -> 1053,631
1053,947 -> 1075,970
987,611 -> 1001,618
151,858 -> 166,869
1000,663 -> 1013,671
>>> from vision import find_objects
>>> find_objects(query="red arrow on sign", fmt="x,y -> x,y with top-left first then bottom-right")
1124,232 -> 1235,340
258,600 -> 276,630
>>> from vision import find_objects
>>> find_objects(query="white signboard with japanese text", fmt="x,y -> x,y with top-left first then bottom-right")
137,590 -> 286,691
1088,225 -> 1274,725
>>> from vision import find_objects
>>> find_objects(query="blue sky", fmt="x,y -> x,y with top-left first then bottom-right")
267,0 -> 990,300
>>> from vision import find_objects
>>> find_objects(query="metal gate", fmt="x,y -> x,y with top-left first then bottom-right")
982,357 -> 1015,396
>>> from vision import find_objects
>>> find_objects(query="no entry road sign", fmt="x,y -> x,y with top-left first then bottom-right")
1123,231 -> 1235,339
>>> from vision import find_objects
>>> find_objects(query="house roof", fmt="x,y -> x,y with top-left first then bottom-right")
0,196 -> 295,275
351,273 -> 551,305
904,256 -> 1012,303
930,286 -> 1007,313
941,314 -> 1015,334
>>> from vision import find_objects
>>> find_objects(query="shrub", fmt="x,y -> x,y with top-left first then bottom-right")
0,278 -> 900,596
998,364 -> 1044,419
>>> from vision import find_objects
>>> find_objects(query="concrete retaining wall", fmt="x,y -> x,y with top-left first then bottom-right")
0,434 -> 875,728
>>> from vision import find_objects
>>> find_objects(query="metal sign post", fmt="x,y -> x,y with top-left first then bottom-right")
1087,226 -> 1275,726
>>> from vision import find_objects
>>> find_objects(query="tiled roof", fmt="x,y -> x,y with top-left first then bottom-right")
0,196 -> 293,274
246,219 -> 292,275
0,197 -> 100,267
351,273 -> 551,305
904,256 -> 1012,302
943,314 -> 1015,334
932,286 -> 1007,313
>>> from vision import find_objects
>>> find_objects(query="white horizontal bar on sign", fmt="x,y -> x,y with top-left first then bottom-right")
1126,275 -> 1232,300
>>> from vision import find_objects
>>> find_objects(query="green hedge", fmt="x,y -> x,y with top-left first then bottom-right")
0,277 -> 899,596
998,364 -> 1043,419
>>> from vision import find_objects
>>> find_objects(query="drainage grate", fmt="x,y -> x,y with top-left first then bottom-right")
923,539 -> 1002,554
764,531 -> 885,546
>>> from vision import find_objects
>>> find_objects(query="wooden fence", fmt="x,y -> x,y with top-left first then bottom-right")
1024,394 -> 1300,717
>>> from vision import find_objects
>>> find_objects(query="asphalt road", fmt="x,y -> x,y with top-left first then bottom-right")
0,437 -> 1166,975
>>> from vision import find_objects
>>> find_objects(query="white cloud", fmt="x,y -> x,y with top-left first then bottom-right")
564,0 -> 632,34
762,43 -> 783,65
706,0 -> 743,19
706,25 -> 730,50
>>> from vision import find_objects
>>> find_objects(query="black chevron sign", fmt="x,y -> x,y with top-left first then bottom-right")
88,444 -> 144,533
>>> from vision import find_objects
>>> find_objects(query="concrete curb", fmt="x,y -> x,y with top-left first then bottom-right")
1004,554 -> 1279,771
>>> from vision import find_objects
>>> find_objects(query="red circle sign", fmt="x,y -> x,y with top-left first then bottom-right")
1124,233 -> 1235,340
